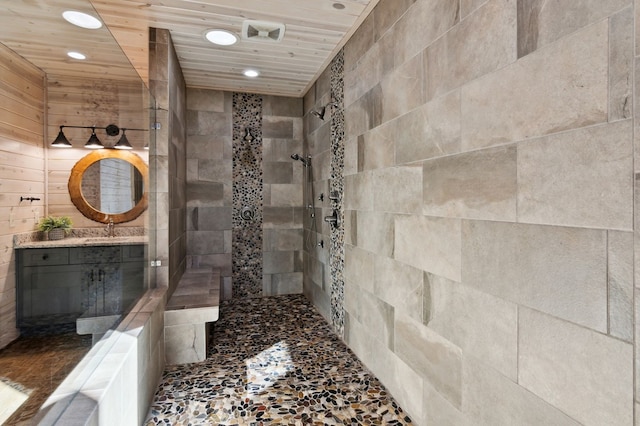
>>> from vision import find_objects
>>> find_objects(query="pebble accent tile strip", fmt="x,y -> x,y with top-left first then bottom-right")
329,49 -> 346,338
145,294 -> 412,425
232,92 -> 264,299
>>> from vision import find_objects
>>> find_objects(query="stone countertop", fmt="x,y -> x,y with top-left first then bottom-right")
13,227 -> 147,248
14,235 -> 148,249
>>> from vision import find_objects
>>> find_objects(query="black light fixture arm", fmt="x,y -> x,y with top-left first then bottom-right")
57,124 -> 147,134
52,123 -> 148,149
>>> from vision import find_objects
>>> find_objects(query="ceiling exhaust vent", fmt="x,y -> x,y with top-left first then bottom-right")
241,20 -> 285,42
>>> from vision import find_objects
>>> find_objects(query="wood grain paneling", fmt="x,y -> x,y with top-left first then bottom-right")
0,0 -> 142,84
46,75 -> 149,229
1,0 -> 381,97
0,43 -> 45,349
93,0 -> 380,96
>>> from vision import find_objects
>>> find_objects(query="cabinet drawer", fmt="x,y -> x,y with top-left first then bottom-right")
70,246 -> 121,264
21,248 -> 69,266
122,244 -> 145,262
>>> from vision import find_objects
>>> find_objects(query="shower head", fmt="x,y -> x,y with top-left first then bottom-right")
291,153 -> 310,166
310,101 -> 339,121
310,107 -> 326,121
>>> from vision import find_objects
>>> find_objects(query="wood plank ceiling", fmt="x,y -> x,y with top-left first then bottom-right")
0,0 -> 380,97
0,0 -> 142,82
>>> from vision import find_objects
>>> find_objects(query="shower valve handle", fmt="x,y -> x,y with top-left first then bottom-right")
324,210 -> 340,228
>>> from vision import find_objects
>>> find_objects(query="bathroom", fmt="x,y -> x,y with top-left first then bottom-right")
1,0 -> 638,425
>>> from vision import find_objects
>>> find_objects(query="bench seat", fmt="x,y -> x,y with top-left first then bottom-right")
164,268 -> 220,365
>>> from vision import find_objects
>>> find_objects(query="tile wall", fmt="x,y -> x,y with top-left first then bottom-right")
261,95 -> 305,296
328,51 -> 346,336
232,93 -> 264,298
186,88 -> 303,298
304,0 -> 637,424
149,28 -> 187,292
302,62 -> 335,323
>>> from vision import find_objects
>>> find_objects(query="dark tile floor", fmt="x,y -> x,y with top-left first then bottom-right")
0,328 -> 92,425
145,294 -> 413,425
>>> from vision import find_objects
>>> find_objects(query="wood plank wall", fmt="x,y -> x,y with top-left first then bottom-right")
0,47 -> 150,349
0,43 -> 46,348
46,75 -> 149,228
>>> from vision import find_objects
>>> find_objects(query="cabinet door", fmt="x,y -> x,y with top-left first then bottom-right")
82,264 -> 124,317
20,264 -> 84,325
121,261 -> 145,312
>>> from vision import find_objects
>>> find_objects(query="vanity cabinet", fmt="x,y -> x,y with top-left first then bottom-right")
19,249 -> 83,323
16,244 -> 145,328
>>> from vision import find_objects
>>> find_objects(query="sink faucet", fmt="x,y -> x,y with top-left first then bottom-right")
106,218 -> 115,237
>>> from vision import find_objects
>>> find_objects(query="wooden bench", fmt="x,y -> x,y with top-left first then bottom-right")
164,268 -> 220,364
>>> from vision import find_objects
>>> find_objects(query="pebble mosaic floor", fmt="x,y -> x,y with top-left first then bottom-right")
145,294 -> 413,425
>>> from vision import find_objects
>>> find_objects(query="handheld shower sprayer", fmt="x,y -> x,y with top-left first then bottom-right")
290,153 -> 310,167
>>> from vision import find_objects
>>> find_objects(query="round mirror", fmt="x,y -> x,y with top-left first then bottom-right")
69,150 -> 148,224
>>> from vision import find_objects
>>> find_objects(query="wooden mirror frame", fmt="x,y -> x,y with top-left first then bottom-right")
68,150 -> 149,224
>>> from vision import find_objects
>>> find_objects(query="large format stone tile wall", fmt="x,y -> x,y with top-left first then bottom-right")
186,89 -> 233,294
186,89 -> 303,298
304,0 -> 637,424
303,64 -> 334,323
149,28 -> 187,292
262,95 -> 305,296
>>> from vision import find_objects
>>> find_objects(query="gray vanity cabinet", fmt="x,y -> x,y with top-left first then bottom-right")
121,245 -> 145,310
16,244 -> 145,328
19,248 -> 84,324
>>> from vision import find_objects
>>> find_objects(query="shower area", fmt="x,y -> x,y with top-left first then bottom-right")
186,90 -> 308,299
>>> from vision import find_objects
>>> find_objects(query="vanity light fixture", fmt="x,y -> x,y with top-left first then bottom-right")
51,126 -> 73,148
51,124 -> 147,149
243,69 -> 259,78
114,129 -> 132,150
84,127 -> 104,149
205,29 -> 238,46
62,10 -> 102,29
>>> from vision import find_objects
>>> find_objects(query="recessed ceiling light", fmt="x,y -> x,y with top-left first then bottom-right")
333,3 -> 346,9
243,69 -> 260,78
67,51 -> 86,60
62,10 -> 102,29
205,29 -> 238,46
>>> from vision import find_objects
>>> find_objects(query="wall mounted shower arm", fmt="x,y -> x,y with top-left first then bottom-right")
310,101 -> 339,121
290,153 -> 310,167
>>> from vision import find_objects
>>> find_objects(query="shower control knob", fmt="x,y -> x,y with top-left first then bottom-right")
240,206 -> 255,221
324,210 -> 340,228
